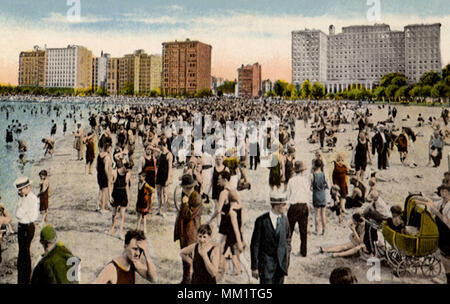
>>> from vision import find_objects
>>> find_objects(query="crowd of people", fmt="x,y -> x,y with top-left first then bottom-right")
0,97 -> 449,285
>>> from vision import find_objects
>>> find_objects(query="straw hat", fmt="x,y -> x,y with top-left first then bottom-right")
14,176 -> 31,190
269,191 -> 288,204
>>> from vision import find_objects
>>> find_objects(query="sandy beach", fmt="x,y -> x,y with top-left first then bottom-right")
0,102 -> 448,284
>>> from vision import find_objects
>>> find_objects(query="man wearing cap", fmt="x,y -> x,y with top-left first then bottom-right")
31,225 -> 79,284
250,191 -> 291,284
286,161 -> 311,257
14,176 -> 40,284
174,174 -> 203,283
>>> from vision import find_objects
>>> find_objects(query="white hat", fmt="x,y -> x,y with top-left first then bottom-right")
14,176 -> 31,190
269,191 -> 288,204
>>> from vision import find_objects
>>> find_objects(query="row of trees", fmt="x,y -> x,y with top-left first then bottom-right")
265,79 -> 326,100
216,81 -> 236,96
3,64 -> 448,102
0,82 -> 212,99
265,64 -> 450,103
0,85 -> 76,97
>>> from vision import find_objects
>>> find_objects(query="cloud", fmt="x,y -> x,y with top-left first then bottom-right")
130,16 -> 179,25
42,12 -> 111,24
1,10 -> 449,85
167,5 -> 183,11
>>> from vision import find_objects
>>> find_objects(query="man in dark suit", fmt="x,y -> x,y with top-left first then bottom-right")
372,125 -> 391,170
250,192 -> 291,284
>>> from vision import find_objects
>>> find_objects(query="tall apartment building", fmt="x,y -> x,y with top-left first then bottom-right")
133,50 -> 151,94
262,79 -> 273,95
18,46 -> 46,87
404,24 -> 442,83
291,23 -> 442,93
149,54 -> 162,91
107,57 -> 119,95
291,30 -> 328,90
118,54 -> 135,93
134,50 -> 162,94
237,63 -> 262,98
162,39 -> 212,95
45,45 -> 93,89
115,50 -> 162,94
92,51 -> 110,90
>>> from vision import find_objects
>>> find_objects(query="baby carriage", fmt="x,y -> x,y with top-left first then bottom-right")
382,193 -> 442,278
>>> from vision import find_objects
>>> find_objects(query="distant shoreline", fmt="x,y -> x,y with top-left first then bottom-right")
0,95 -> 447,108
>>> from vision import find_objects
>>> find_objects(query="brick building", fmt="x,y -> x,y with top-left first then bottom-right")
162,39 -> 212,95
237,63 -> 262,98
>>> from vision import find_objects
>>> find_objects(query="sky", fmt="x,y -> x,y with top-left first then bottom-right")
0,0 -> 449,85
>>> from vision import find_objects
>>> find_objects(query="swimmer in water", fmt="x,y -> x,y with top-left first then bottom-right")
17,139 -> 28,153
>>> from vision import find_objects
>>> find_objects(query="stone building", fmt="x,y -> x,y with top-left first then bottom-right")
292,23 -> 442,93
18,46 -> 46,87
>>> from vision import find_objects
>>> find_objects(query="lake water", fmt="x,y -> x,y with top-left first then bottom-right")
0,99 -> 104,214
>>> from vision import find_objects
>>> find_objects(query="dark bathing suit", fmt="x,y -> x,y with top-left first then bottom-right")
191,244 -> 216,284
156,152 -> 169,186
97,154 -> 108,189
112,171 -> 128,208
39,183 -> 49,211
110,260 -> 135,284
212,167 -> 225,200
143,157 -> 157,188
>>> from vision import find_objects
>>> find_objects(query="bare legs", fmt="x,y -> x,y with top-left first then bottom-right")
400,152 -> 408,166
315,207 -> 327,235
97,187 -> 110,212
339,198 -> 345,224
109,206 -> 126,237
217,234 -> 227,281
137,213 -> 148,234
211,199 -> 221,227
322,242 -> 364,257
356,169 -> 365,181
41,210 -> 48,224
157,185 -> 168,215
231,244 -> 242,276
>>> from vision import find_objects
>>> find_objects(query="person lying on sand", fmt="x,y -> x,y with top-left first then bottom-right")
320,213 -> 366,257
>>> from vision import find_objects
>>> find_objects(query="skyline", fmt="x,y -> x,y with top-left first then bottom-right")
1,0 -> 450,85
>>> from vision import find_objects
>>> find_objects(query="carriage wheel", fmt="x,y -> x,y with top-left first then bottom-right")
421,256 -> 442,278
173,184 -> 182,211
396,260 -> 411,278
386,247 -> 402,268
